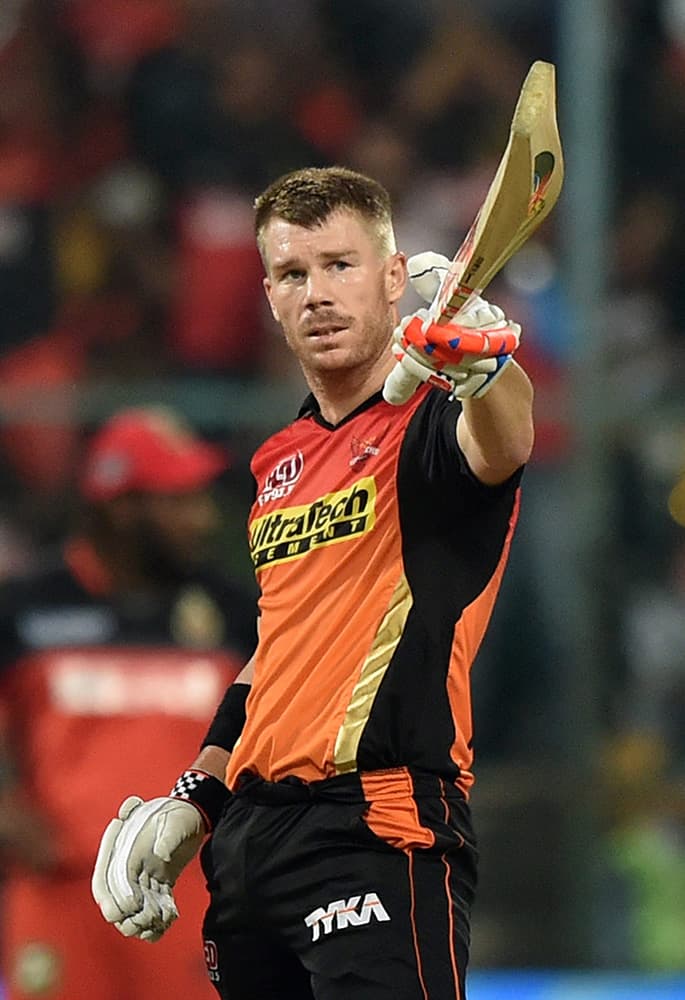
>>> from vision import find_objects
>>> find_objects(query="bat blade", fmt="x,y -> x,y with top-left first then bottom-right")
383,59 -> 564,405
432,59 -> 564,324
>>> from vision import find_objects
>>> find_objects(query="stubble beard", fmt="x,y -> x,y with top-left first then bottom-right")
289,304 -> 395,383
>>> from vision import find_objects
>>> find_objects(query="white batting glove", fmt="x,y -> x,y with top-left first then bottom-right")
92,795 -> 207,941
385,251 -> 519,403
390,305 -> 519,401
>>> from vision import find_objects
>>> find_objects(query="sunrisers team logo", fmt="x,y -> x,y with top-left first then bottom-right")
250,476 -> 376,570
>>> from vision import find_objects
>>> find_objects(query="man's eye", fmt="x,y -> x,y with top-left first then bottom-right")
332,260 -> 350,271
283,269 -> 305,281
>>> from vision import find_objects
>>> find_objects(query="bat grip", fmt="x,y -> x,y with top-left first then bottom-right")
382,362 -> 423,405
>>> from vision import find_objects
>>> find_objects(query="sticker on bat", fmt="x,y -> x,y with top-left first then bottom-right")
529,151 -> 556,215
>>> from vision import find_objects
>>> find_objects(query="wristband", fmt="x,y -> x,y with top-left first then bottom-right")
201,682 -> 250,752
169,769 -> 230,831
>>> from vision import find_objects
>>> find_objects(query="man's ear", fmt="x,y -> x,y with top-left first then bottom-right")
386,252 -> 408,305
263,277 -> 280,323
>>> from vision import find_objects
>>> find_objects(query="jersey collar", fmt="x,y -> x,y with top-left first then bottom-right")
297,390 -> 385,430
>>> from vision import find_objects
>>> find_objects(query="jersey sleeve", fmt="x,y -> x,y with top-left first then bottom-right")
402,388 -> 524,509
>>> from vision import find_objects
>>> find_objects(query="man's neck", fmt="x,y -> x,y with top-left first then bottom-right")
304,353 -> 395,426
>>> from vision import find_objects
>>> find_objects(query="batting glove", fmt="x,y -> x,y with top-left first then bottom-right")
92,769 -> 229,942
385,251 -> 520,405
390,303 -> 520,401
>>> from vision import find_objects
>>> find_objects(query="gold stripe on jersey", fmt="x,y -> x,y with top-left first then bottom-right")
250,476 -> 377,571
333,573 -> 413,773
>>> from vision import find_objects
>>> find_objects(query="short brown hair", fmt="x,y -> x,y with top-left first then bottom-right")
254,166 -> 396,262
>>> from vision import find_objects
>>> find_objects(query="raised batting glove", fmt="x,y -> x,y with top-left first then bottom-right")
92,769 -> 229,942
384,251 -> 520,405
390,303 -> 520,401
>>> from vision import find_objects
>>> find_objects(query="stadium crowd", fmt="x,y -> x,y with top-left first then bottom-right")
1,0 -> 685,980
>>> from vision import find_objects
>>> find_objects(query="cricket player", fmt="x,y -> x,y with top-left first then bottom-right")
92,167 -> 534,999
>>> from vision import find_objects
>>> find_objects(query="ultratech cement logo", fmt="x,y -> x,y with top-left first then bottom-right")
257,451 -> 304,506
250,476 -> 376,570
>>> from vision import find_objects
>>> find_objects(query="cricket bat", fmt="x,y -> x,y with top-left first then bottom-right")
383,59 -> 564,405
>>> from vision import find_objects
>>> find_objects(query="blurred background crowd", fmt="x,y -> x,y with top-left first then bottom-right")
1,0 -> 685,983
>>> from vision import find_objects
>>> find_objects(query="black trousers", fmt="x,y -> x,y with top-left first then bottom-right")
201,773 -> 477,1000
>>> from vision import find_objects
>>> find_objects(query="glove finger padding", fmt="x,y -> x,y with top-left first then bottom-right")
151,803 -> 206,870
451,354 -> 513,399
397,314 -> 519,370
407,251 -> 452,304
92,796 -> 205,932
92,815 -> 137,921
405,250 -> 507,331
455,296 -> 506,329
154,879 -> 180,928
113,873 -> 179,941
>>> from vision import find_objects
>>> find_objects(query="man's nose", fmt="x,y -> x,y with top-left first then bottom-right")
304,269 -> 334,306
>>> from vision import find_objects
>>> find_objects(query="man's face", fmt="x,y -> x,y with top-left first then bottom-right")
262,209 -> 407,379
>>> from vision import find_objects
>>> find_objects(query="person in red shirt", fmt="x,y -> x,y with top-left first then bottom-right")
92,168 -> 533,999
0,406 -> 255,1000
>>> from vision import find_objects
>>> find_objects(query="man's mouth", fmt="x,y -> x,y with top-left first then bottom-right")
306,325 -> 347,338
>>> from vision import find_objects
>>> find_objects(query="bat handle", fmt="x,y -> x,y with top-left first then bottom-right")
382,362 -> 424,406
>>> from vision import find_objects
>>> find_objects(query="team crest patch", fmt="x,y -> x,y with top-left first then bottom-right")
257,451 -> 304,506
350,436 -> 380,466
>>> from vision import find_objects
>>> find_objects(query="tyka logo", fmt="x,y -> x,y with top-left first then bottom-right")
304,892 -> 391,942
258,451 -> 304,506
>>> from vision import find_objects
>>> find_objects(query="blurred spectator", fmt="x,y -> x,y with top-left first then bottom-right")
618,529 -> 685,770
0,406 -> 256,1000
168,186 -> 267,372
0,2 -> 61,350
599,732 -> 685,971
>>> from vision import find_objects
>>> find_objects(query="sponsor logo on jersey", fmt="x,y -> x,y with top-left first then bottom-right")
250,476 -> 376,570
257,450 -> 304,505
349,436 -> 380,466
304,892 -> 390,942
203,940 -> 220,983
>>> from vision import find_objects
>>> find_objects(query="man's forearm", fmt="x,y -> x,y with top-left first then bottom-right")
457,360 -> 534,484
191,745 -> 231,782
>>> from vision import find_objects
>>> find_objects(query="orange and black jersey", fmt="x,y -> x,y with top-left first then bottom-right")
226,385 -> 522,800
